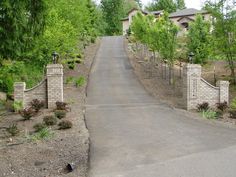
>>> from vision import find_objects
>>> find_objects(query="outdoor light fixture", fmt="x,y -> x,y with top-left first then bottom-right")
188,52 -> 194,64
52,51 -> 59,64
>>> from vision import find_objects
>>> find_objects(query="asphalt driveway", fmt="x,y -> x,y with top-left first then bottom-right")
85,36 -> 236,177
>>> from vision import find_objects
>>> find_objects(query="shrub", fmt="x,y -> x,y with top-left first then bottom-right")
229,109 -> 236,119
66,76 -> 74,84
202,109 -> 218,119
30,99 -> 44,112
197,102 -> 209,112
216,101 -> 228,112
56,101 -> 68,111
29,128 -> 54,141
33,123 -> 47,132
75,76 -> 86,87
43,116 -> 57,126
20,108 -> 35,120
13,101 -> 23,113
54,110 -> 67,119
58,120 -> 73,130
230,98 -> 236,110
6,124 -> 20,136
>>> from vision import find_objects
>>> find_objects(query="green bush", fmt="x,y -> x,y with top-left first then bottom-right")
29,128 -> 54,141
43,116 -> 57,126
54,110 -> 67,119
58,120 -> 73,130
75,76 -> 86,87
230,98 -> 236,110
6,124 -> 20,136
202,109 -> 218,119
33,123 -> 47,132
13,101 -> 23,113
66,76 -> 75,84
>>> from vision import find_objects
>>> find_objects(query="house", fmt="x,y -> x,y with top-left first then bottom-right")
121,8 -> 163,35
121,8 -> 211,36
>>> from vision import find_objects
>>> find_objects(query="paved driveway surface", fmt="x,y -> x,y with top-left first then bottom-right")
85,36 -> 236,177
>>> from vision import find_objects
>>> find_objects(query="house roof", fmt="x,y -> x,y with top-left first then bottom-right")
143,10 -> 163,15
169,8 -> 208,18
177,16 -> 195,22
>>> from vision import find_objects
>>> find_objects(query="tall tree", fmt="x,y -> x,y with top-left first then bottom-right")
101,0 -> 124,35
205,0 -> 236,84
134,0 -> 142,8
0,0 -> 47,59
187,15 -> 212,64
146,0 -> 177,13
176,0 -> 186,10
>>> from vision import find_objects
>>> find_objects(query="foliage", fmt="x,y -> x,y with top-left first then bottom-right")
216,101 -> 228,112
29,128 -> 54,141
56,101 -> 68,111
66,77 -> 75,84
20,108 -> 35,120
0,0 -> 47,60
30,99 -> 44,113
205,0 -> 236,83
6,124 -> 20,136
43,116 -> 58,126
202,109 -> 218,119
230,98 -> 236,110
197,102 -> 209,112
187,15 -> 212,64
176,0 -> 186,10
101,0 -> 124,35
58,120 -> 73,130
13,101 -> 23,113
54,110 -> 67,119
75,76 -> 86,87
146,0 -> 177,13
33,123 -> 47,132
229,109 -> 236,119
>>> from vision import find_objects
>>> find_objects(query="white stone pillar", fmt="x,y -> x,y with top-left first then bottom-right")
217,81 -> 230,104
47,64 -> 63,109
14,82 -> 26,107
183,64 -> 202,110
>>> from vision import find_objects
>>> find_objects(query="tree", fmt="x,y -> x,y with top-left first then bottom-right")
205,0 -> 236,84
146,0 -> 177,13
134,0 -> 142,8
176,0 -> 186,10
187,15 -> 212,64
0,0 -> 47,60
101,0 -> 124,35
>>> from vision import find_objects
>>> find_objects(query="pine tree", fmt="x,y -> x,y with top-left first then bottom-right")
176,0 -> 186,10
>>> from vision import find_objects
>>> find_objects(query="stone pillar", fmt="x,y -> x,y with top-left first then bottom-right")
217,81 -> 230,104
47,64 -> 63,109
183,64 -> 202,110
14,82 -> 26,107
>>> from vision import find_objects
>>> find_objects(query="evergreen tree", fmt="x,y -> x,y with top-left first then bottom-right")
146,0 -> 177,13
101,0 -> 124,35
176,0 -> 186,10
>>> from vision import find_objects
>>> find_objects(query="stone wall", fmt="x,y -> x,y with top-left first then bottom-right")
183,64 -> 229,110
14,64 -> 63,109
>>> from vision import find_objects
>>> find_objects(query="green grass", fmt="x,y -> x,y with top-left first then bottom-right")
28,128 -> 54,141
202,109 -> 218,120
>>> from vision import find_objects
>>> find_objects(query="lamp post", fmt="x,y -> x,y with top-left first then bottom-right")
52,51 -> 59,64
188,52 -> 194,64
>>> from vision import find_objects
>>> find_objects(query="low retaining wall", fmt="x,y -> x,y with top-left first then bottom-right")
183,64 -> 229,110
14,64 -> 63,109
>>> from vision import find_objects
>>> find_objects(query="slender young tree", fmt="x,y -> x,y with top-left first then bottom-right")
187,15 -> 212,64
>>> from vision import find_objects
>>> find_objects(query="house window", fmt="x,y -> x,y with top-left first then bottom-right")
181,22 -> 189,30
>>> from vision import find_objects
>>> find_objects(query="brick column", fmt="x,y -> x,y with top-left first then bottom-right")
14,82 -> 26,107
217,81 -> 230,104
183,64 -> 202,110
47,64 -> 63,109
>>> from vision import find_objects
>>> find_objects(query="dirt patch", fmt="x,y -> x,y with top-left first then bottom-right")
0,40 -> 100,177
